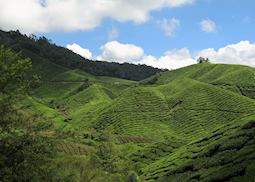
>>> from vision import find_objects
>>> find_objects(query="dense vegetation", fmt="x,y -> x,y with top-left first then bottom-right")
0,30 -> 161,81
0,46 -> 56,181
1,30 -> 255,181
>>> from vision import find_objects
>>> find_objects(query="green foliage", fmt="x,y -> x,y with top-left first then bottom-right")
0,46 -> 55,181
0,45 -> 31,93
0,45 -> 31,130
145,75 -> 159,85
197,57 -> 210,64
126,171 -> 139,182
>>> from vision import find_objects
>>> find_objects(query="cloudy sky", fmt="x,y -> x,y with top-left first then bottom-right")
0,0 -> 255,69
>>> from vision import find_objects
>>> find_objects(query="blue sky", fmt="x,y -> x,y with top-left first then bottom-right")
38,0 -> 255,56
1,0 -> 255,69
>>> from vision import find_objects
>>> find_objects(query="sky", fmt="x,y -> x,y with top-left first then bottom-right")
0,0 -> 255,69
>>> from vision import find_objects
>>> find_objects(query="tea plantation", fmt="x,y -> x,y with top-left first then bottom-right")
25,59 -> 255,181
1,35 -> 255,181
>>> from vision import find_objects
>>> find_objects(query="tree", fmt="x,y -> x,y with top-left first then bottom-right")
0,46 -> 31,129
197,57 -> 210,64
0,46 -> 54,181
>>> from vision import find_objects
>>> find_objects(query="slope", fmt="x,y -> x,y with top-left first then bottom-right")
155,63 -> 255,99
129,64 -> 255,181
141,114 -> 255,181
7,39 -> 255,181
65,63 -> 254,182
32,61 -> 137,130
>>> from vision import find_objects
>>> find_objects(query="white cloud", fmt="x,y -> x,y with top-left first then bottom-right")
0,0 -> 47,33
96,40 -> 255,69
200,19 -> 217,33
139,48 -> 196,69
158,18 -> 180,37
97,41 -> 144,63
197,41 -> 255,67
66,43 -> 92,59
96,41 -> 196,69
0,0 -> 194,33
108,28 -> 119,41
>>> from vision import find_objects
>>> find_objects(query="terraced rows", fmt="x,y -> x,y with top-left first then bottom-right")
154,78 -> 255,140
131,137 -> 185,165
32,67 -> 136,130
93,87 -> 175,139
29,62 -> 255,181
140,117 -> 255,181
92,66 -> 255,141
212,83 -> 255,99
118,65 -> 255,181
57,141 -> 95,155
116,135 -> 153,144
157,64 -> 255,87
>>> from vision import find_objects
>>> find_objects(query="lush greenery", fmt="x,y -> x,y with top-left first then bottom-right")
0,46 -> 55,181
1,31 -> 255,182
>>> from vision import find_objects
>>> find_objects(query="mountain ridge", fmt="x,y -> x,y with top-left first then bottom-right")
0,29 -> 161,81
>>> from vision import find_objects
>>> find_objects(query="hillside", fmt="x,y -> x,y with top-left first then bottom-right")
1,39 -> 255,181
24,56 -> 255,181
0,29 -> 161,81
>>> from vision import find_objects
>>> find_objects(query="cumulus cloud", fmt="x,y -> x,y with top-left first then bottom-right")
96,40 -> 255,69
66,43 -> 92,59
139,48 -> 196,69
0,0 -> 47,33
107,28 -> 119,41
197,41 -> 255,67
97,41 -> 144,63
158,18 -> 180,37
140,41 -> 255,69
96,41 -> 195,69
0,0 -> 194,33
200,19 -> 217,33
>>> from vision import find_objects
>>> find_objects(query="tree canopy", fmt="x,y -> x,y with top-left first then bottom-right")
197,57 -> 210,64
0,46 -> 54,181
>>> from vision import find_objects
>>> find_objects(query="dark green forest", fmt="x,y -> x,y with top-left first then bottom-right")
0,30 -> 161,81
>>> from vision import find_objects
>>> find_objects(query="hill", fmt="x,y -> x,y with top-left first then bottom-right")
1,36 -> 255,181
28,59 -> 255,181
0,29 -> 161,81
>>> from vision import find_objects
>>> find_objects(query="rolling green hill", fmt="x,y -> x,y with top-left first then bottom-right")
22,57 -> 255,181
1,35 -> 255,181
